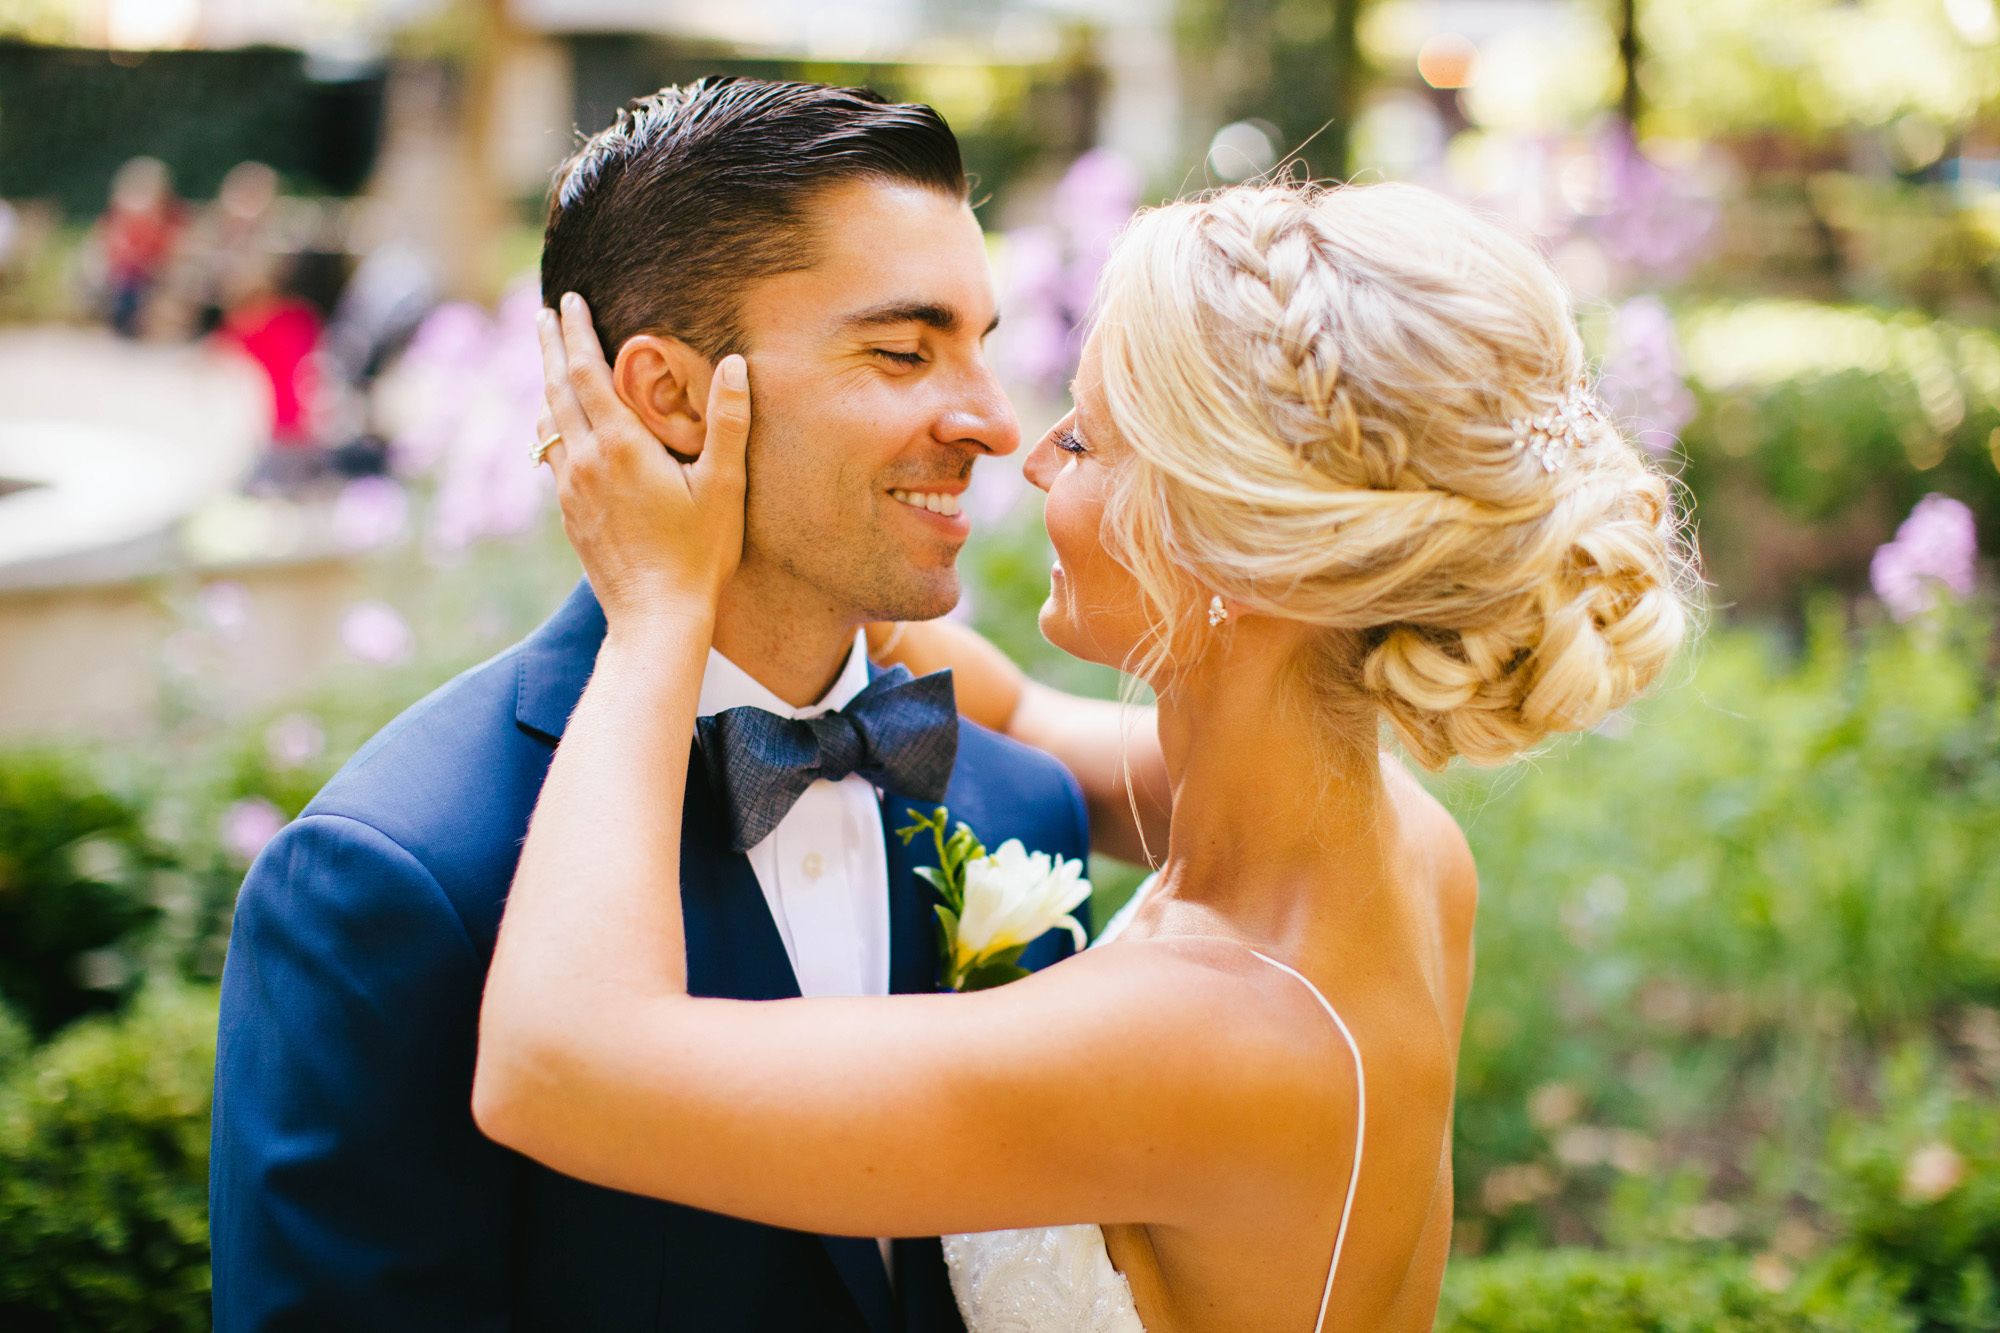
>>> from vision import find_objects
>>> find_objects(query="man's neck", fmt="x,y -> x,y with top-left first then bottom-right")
709,562 -> 865,709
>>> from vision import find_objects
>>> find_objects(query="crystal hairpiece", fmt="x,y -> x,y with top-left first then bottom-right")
1509,381 -> 1606,473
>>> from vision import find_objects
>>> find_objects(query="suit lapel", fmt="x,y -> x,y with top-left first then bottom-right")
686,745 -> 899,1333
678,744 -> 800,1002
883,791 -> 945,997
521,603 -> 914,1333
883,793 -> 967,1333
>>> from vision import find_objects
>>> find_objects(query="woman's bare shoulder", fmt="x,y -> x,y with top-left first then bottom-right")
1380,752 -> 1479,922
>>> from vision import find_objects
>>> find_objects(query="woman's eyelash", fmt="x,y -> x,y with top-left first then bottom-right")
874,349 -> 926,367
1054,427 -> 1087,455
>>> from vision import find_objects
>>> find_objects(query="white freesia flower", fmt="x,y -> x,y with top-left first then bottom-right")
896,806 -> 1093,991
952,839 -> 1091,978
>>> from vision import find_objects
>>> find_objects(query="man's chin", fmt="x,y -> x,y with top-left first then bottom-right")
870,571 -> 962,625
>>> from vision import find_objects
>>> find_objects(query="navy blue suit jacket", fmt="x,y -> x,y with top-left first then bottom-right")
211,580 -> 1090,1332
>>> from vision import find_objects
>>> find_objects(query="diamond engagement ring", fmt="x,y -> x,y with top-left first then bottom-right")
530,432 -> 561,466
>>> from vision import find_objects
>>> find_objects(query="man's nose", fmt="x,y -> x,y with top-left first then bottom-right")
935,357 -> 1021,457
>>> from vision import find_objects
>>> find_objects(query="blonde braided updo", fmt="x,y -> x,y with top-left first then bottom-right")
1093,181 -> 1695,768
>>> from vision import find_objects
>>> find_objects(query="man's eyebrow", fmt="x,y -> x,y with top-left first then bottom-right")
840,300 -> 1001,337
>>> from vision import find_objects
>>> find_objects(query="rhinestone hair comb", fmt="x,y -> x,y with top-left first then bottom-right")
1509,381 -> 1606,473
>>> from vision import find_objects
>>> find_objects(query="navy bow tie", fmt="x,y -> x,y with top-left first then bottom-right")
696,666 -> 958,853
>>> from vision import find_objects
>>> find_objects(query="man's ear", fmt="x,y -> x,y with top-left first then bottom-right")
611,334 -> 715,461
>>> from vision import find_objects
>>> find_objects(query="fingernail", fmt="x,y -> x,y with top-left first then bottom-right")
537,307 -> 554,328
561,292 -> 580,312
721,356 -> 746,389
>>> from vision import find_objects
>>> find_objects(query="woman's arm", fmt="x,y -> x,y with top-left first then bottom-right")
474,297 -> 1344,1242
866,620 -> 1172,864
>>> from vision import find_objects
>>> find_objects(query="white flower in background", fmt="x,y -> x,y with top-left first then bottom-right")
898,808 -> 1092,992
955,839 -> 1091,973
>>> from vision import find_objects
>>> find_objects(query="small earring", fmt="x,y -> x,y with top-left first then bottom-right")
1207,594 -> 1229,628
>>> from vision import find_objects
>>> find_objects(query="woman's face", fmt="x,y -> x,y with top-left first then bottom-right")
1022,333 -> 1157,670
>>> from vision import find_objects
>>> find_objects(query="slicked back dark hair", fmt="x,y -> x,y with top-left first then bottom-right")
542,77 -> 968,361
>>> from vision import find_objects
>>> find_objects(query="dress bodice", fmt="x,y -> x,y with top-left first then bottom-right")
941,877 -> 1367,1333
943,1223 -> 1147,1333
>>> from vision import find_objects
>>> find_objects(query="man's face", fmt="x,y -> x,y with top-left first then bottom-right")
731,180 -> 1018,624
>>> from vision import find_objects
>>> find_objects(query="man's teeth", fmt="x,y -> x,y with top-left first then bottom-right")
890,490 -> 962,517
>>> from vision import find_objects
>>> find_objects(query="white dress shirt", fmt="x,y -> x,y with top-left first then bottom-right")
697,632 -> 897,1276
696,631 -> 892,1001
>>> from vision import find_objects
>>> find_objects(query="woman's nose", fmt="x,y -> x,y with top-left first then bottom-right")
1022,422 -> 1068,493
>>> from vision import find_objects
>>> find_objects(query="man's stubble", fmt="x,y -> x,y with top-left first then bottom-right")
740,407 -> 965,629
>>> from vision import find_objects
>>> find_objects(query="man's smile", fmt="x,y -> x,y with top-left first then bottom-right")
889,488 -> 964,517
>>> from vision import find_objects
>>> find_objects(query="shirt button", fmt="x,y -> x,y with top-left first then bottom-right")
802,851 -> 826,880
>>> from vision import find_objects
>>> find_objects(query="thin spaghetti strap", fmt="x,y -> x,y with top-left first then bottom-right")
1247,950 -> 1365,1333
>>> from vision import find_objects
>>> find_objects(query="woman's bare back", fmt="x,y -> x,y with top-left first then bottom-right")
1092,756 -> 1477,1333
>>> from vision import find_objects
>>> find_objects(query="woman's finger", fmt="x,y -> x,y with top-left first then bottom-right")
557,293 -> 627,435
537,307 -> 592,454
698,355 -> 752,491
533,407 -> 570,476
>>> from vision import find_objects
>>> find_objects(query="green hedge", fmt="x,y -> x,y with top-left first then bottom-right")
1438,1251 -> 1913,1333
0,752 -> 163,1039
0,986 -> 215,1332
1820,1047 -> 2000,1332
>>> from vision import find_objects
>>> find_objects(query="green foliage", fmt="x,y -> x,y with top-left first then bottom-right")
0,984 -> 216,1333
1641,0 -> 2000,141
1819,1047 -> 2000,1331
1436,605 -> 2000,1252
1437,1249 -> 1913,1333
0,752 -> 164,1039
1672,301 -> 2000,611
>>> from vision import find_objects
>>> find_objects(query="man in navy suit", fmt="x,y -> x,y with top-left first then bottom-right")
210,78 -> 1087,1332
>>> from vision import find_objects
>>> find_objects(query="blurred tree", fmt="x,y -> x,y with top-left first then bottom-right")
1176,0 -> 1376,180
1639,0 -> 2000,143
0,45 -> 385,219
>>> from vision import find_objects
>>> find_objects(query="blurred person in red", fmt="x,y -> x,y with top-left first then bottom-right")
97,156 -> 184,337
220,255 -> 326,493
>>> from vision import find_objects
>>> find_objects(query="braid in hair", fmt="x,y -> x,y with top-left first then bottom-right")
1091,180 -> 1696,769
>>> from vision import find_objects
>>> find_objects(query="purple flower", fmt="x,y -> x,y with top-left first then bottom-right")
998,151 -> 1142,396
391,302 -> 493,476
265,712 -> 326,769
1590,131 -> 1720,283
1871,494 -> 1979,620
965,459 -> 1028,526
332,476 -> 410,551
422,278 -> 555,554
1053,148 -> 1143,321
221,797 -> 286,863
341,599 -> 415,665
1601,296 -> 1695,454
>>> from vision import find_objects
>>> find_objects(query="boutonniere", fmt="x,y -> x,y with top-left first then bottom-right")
896,805 -> 1091,992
